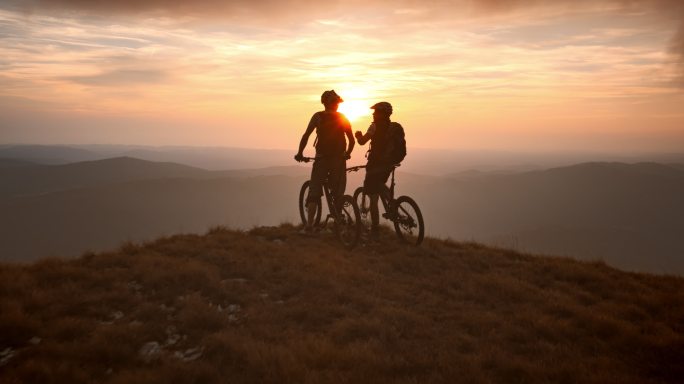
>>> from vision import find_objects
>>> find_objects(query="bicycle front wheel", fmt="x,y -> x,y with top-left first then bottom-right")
298,181 -> 322,227
393,195 -> 424,246
335,194 -> 361,249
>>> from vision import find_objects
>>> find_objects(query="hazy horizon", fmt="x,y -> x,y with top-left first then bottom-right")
2,143 -> 683,176
1,142 -> 683,157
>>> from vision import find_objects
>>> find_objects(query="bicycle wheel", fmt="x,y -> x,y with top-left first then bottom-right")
393,195 -> 424,246
352,186 -> 372,231
335,194 -> 361,249
298,181 -> 322,226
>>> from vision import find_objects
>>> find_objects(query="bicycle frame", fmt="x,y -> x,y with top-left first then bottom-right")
347,164 -> 399,220
303,156 -> 345,227
321,181 -> 339,227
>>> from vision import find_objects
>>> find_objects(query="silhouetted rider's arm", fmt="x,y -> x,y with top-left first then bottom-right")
343,116 -> 355,159
295,113 -> 319,162
354,122 -> 375,145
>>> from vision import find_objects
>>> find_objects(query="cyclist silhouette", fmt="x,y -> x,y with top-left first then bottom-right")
295,90 -> 355,234
354,101 -> 406,239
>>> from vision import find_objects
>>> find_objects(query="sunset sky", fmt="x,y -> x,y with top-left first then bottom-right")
1,0 -> 683,152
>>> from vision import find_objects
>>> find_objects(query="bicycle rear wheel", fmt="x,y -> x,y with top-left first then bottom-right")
393,195 -> 424,246
335,194 -> 361,249
298,181 -> 322,227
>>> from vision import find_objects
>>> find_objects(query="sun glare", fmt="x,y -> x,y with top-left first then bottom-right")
336,87 -> 374,122
339,99 -> 370,122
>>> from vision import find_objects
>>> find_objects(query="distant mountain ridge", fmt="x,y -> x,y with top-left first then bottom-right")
0,157 -> 209,198
0,144 -> 293,170
3,144 -> 683,174
1,155 -> 682,275
403,161 -> 684,274
0,144 -> 99,164
0,157 -> 310,199
537,161 -> 684,180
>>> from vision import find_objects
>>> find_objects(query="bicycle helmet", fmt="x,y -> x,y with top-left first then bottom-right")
321,90 -> 343,105
371,101 -> 393,115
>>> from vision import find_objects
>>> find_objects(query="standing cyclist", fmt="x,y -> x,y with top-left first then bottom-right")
295,90 -> 355,234
354,101 -> 406,239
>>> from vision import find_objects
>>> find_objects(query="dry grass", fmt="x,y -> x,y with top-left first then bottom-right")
1,224 -> 683,383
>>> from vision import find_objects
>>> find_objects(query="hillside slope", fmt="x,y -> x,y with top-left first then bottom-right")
0,157 -> 211,198
0,175 -> 303,261
1,225 -> 683,383
0,145 -> 99,165
0,155 -> 310,199
423,162 -> 684,274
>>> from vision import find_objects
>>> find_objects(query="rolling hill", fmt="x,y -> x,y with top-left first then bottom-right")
0,175 -> 304,261
1,225 -> 682,383
0,145 -> 100,165
415,162 -> 684,274
0,157 -> 210,198
0,145 -> 293,171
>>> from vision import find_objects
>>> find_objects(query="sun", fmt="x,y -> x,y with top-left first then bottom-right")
335,87 -> 374,122
338,99 -> 370,122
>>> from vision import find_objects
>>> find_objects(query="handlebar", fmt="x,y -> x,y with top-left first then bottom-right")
346,163 -> 401,173
295,155 -> 351,163
346,165 -> 366,172
300,156 -> 319,163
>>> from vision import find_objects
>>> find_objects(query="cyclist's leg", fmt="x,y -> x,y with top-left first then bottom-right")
306,159 -> 325,229
328,157 -> 346,214
369,193 -> 380,233
364,163 -> 393,236
363,163 -> 382,234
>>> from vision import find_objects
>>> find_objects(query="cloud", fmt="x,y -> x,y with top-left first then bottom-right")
4,0 -> 334,24
671,24 -> 684,83
1,0 -> 682,101
673,23 -> 684,58
1,1 -> 682,150
6,0 -> 680,14
64,69 -> 169,86
0,0 -> 664,20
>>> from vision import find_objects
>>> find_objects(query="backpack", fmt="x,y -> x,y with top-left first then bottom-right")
386,122 -> 407,164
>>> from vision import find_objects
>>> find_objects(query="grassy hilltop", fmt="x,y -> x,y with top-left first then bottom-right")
1,225 -> 683,383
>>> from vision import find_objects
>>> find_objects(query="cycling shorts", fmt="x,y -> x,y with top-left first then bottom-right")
363,162 -> 392,195
307,156 -> 346,204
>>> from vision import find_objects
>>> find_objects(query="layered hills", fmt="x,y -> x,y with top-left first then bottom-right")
1,155 -> 682,275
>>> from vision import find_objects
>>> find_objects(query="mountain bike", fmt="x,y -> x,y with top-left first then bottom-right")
348,164 -> 425,245
298,157 -> 361,249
